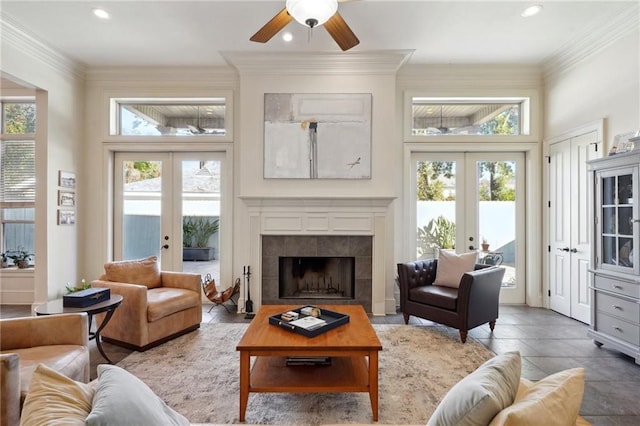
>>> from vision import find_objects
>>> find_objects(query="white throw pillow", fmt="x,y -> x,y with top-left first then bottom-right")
433,250 -> 477,288
86,364 -> 189,426
427,351 -> 522,426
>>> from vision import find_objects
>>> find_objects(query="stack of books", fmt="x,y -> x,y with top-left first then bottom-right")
289,316 -> 326,331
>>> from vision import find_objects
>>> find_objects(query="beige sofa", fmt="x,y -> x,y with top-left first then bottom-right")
0,313 -> 90,426
91,256 -> 202,351
13,352 -> 591,426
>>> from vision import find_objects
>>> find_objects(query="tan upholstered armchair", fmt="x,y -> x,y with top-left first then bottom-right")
91,256 -> 202,351
397,258 -> 505,343
1,313 -> 90,426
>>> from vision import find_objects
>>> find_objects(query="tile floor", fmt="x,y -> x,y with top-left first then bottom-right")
2,303 -> 639,425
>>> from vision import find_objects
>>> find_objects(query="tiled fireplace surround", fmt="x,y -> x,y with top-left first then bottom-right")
242,197 -> 394,315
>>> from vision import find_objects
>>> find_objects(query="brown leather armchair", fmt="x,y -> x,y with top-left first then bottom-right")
92,256 -> 202,351
397,258 -> 505,343
1,313 -> 90,426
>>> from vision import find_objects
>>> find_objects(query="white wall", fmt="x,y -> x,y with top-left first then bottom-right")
544,30 -> 640,147
0,20 -> 85,304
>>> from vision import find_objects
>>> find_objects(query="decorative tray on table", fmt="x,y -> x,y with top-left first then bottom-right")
268,305 -> 350,338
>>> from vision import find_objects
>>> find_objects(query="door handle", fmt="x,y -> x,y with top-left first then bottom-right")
469,245 -> 475,250
161,244 -> 169,250
570,248 -> 578,253
557,247 -> 570,252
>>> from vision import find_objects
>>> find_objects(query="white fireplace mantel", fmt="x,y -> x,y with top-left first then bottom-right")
240,196 -> 395,315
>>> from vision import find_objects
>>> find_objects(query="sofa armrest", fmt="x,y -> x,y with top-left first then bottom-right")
160,271 -> 201,293
0,353 -> 20,426
0,313 -> 89,350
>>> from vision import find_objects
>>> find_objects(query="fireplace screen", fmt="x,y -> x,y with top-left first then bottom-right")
279,256 -> 355,299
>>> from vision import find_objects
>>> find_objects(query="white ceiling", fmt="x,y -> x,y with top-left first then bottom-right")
1,1 -> 638,69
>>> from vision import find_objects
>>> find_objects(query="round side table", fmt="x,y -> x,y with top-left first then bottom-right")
34,294 -> 123,364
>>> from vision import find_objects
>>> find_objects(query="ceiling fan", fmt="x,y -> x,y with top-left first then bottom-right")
250,0 -> 360,52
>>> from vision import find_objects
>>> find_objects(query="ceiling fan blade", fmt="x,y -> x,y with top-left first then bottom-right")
324,12 -> 360,51
250,8 -> 293,43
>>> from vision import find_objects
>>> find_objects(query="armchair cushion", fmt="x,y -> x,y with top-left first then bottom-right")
104,256 -> 161,289
433,250 -> 477,288
147,288 -> 201,322
409,285 -> 458,310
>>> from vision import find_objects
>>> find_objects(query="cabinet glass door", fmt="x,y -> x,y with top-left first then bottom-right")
601,172 -> 634,270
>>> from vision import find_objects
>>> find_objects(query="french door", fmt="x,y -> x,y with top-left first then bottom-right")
411,152 -> 526,304
114,152 -> 223,283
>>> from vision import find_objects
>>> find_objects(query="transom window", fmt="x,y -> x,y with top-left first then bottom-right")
411,97 -> 530,137
1,100 -> 36,267
111,98 -> 227,136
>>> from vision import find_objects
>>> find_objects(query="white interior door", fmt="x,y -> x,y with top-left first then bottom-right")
549,131 -> 600,323
114,152 -> 223,282
412,152 -> 526,304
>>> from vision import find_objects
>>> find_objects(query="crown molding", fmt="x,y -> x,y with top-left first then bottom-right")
0,12 -> 85,80
397,64 -> 543,89
85,66 -> 238,86
221,50 -> 414,76
542,3 -> 639,79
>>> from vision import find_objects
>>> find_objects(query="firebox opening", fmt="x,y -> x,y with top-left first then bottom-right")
279,256 -> 355,299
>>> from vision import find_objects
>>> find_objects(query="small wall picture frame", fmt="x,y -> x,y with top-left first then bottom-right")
58,170 -> 76,188
58,190 -> 76,207
57,209 -> 75,225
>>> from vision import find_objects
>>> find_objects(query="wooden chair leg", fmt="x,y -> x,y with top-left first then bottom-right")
459,329 -> 468,343
402,313 -> 410,324
489,320 -> 496,331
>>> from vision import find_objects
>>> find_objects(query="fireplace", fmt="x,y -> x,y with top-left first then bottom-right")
241,196 -> 394,315
279,256 -> 355,300
262,235 -> 372,311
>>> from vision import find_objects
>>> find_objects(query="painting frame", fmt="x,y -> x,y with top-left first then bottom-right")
57,209 -> 75,226
263,93 -> 372,179
58,170 -> 76,188
58,190 -> 76,207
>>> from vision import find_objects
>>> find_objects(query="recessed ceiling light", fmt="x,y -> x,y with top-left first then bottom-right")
92,8 -> 110,20
521,4 -> 543,18
282,32 -> 293,42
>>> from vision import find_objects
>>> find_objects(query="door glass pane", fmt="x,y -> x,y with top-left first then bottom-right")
416,160 -> 456,259
121,161 -> 162,260
477,160 -> 516,287
602,173 -> 634,269
181,160 -> 221,285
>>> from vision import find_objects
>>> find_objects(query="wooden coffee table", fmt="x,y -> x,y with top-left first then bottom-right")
236,305 -> 382,422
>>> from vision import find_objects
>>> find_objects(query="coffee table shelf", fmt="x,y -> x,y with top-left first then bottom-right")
250,356 -> 370,392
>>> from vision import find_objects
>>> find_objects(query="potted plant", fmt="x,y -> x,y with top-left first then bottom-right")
481,237 -> 490,252
417,216 -> 456,259
1,251 -> 8,268
5,247 -> 33,268
182,217 -> 219,261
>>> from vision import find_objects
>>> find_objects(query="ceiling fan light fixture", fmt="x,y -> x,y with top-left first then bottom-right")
286,0 -> 338,28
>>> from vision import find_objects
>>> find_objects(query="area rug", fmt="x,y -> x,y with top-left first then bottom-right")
117,323 -> 494,425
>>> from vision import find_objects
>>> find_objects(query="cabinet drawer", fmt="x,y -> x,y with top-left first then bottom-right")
594,275 -> 640,299
596,292 -> 640,324
595,312 -> 640,346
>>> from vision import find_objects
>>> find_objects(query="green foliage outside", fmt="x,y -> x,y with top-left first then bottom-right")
480,107 -> 519,136
3,103 -> 36,134
417,161 -> 454,201
479,161 -> 515,201
417,215 -> 456,257
183,217 -> 219,248
123,161 -> 161,183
